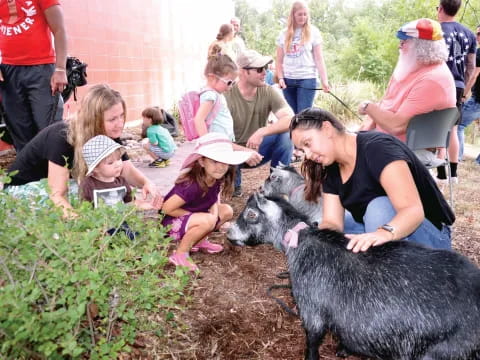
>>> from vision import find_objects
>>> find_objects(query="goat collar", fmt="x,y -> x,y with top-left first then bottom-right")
282,222 -> 309,249
289,185 -> 304,198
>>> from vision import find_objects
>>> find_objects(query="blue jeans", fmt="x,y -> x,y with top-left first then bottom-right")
282,78 -> 317,114
343,196 -> 451,250
235,132 -> 293,188
458,97 -> 480,161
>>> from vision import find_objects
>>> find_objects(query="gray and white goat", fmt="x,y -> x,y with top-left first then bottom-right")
262,164 -> 322,223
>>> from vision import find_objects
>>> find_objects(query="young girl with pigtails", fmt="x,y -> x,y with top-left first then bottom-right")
161,133 -> 251,272
193,45 -> 238,141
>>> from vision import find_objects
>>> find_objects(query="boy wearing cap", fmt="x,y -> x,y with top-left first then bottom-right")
358,18 -> 456,166
437,0 -> 477,182
225,49 -> 294,196
80,135 -> 132,208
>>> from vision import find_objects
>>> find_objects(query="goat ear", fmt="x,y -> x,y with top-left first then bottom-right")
256,194 -> 268,208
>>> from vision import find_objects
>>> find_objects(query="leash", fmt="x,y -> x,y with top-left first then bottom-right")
287,85 -> 364,122
266,271 -> 299,317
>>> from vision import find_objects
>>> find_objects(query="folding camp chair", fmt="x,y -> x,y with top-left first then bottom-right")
406,107 -> 459,207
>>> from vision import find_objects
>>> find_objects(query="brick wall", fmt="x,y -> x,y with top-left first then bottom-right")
62,0 -> 234,123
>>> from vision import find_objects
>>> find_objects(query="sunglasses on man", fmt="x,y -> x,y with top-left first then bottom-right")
243,64 -> 268,73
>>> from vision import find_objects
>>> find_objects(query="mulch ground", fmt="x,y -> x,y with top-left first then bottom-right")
2,131 -> 479,360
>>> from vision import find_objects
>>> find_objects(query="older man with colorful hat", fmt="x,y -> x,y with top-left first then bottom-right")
358,18 -> 456,166
225,49 -> 294,196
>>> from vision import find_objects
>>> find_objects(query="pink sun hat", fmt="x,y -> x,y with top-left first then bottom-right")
181,133 -> 251,171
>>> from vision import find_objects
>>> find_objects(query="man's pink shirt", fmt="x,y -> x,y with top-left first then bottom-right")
377,62 -> 456,141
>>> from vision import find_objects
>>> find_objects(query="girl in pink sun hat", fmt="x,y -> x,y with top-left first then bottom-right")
161,132 -> 251,272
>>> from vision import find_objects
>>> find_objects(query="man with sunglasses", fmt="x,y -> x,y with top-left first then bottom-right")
436,0 -> 477,182
225,49 -> 294,196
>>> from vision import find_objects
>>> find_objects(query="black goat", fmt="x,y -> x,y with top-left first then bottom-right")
227,193 -> 480,360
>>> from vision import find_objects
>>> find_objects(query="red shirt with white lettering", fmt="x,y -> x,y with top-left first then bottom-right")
0,0 -> 59,65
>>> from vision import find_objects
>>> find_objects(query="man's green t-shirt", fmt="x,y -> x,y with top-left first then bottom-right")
225,85 -> 287,145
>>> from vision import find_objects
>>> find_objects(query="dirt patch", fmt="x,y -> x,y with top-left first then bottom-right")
0,149 -> 15,170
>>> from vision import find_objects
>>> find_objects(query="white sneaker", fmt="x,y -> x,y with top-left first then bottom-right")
436,177 -> 458,187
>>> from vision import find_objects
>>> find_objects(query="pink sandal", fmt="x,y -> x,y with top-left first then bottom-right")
168,252 -> 199,272
191,238 -> 223,254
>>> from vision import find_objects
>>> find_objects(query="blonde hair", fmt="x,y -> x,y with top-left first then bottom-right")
284,1 -> 311,53
67,84 -> 126,182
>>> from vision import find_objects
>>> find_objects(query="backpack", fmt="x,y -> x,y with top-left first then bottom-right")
61,56 -> 88,102
178,89 -> 221,141
160,108 -> 179,137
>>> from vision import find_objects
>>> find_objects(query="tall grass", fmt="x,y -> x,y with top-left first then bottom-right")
314,80 -> 384,129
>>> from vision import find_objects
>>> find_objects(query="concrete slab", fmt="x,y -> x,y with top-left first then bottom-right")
131,140 -> 196,195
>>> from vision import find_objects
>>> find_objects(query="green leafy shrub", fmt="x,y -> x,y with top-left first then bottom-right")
0,173 -> 190,359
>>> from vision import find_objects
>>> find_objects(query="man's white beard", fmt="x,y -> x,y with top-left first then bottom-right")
392,48 -> 420,82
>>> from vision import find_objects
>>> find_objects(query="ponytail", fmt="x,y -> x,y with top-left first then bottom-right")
204,50 -> 238,77
216,23 -> 234,41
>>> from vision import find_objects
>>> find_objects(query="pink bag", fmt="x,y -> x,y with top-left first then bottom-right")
178,89 -> 221,141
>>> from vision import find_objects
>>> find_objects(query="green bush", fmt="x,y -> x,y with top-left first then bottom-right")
0,173 -> 190,359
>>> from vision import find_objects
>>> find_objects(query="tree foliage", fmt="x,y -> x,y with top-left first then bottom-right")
234,0 -> 480,87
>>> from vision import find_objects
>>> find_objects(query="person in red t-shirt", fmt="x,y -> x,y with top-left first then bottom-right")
0,0 -> 67,151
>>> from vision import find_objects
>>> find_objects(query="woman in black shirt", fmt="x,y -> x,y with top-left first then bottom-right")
290,108 -> 454,251
6,84 -> 161,217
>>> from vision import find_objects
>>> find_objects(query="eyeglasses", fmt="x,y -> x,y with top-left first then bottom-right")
243,64 -> 268,73
215,75 -> 236,87
477,32 -> 480,36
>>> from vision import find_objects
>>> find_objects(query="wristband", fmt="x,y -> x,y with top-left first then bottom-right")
55,68 -> 66,72
378,224 -> 395,240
